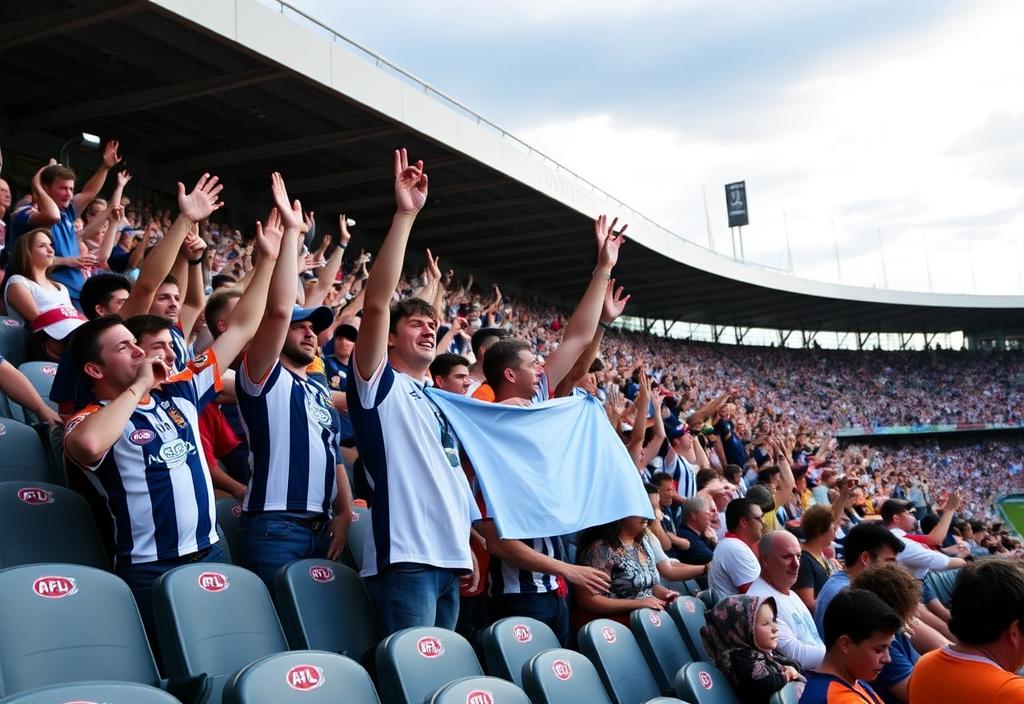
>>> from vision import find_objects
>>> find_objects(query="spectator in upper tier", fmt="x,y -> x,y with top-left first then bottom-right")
709,497 -> 763,597
802,589 -> 901,704
3,228 -> 84,362
701,594 -> 804,703
852,564 -> 924,704
748,530 -> 827,669
429,353 -> 472,394
909,559 -> 1024,703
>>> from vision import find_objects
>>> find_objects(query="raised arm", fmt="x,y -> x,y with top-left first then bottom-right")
120,174 -> 223,318
72,140 -> 121,214
306,236 -> 343,308
243,172 -> 302,382
209,205 -> 284,370
629,365 -> 651,468
541,215 -> 625,390
94,206 -> 123,267
25,161 -> 60,228
554,281 -> 629,397
125,221 -> 155,271
178,231 -> 208,338
352,148 -> 428,380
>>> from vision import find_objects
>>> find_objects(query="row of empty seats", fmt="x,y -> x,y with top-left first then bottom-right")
0,559 -> 800,704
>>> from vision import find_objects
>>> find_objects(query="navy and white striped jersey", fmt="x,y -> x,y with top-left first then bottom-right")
667,453 -> 699,499
489,536 -> 564,595
236,359 -> 339,515
64,350 -> 223,565
170,323 -> 194,372
347,353 -> 475,577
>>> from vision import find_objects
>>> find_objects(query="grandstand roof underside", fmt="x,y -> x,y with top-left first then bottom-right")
3,0 -> 1022,334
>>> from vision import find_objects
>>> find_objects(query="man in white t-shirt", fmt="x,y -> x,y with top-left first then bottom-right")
709,497 -> 763,597
747,530 -> 826,669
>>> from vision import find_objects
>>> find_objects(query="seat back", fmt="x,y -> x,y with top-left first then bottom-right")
344,506 -> 369,571
630,607 -> 692,693
481,617 -> 561,687
14,362 -> 58,424
0,419 -> 53,483
674,662 -> 739,704
153,563 -> 288,698
0,481 -> 108,569
577,619 -> 661,704
428,676 -> 530,704
0,564 -> 160,697
0,680 -> 181,703
274,559 -> 381,661
222,651 -> 379,704
375,627 -> 483,704
521,649 -> 612,704
215,498 -> 243,564
0,317 -> 27,369
668,597 -> 710,662
768,681 -> 800,704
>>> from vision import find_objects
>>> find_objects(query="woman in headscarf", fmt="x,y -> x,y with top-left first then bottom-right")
701,594 -> 805,703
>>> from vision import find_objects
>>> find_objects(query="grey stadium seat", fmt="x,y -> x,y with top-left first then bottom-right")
0,564 -> 205,702
427,676 -> 530,704
153,563 -> 289,703
215,498 -> 243,564
768,681 -> 801,704
578,619 -> 662,704
521,649 -> 612,704
630,607 -> 693,694
0,419 -> 53,484
222,651 -> 380,704
375,627 -> 483,704
0,481 -> 108,569
344,505 -> 370,571
0,681 -> 183,703
668,597 -> 710,662
481,616 -> 561,687
674,662 -> 739,704
274,559 -> 381,662
13,362 -> 59,424
0,317 -> 27,369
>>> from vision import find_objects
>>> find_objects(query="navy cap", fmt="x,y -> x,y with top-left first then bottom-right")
291,305 -> 333,333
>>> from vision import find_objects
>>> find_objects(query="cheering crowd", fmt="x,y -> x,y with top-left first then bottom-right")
2,141 -> 1024,703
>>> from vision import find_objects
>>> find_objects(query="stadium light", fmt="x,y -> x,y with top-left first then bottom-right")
58,132 -> 102,167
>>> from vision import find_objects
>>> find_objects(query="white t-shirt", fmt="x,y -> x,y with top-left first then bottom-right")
747,577 -> 826,669
4,275 -> 71,324
709,536 -> 760,597
348,353 -> 475,577
891,527 -> 952,579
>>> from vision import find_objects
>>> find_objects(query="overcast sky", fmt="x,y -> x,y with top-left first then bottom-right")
290,0 -> 1024,295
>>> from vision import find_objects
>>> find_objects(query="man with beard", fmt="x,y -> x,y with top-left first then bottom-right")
234,173 -> 352,589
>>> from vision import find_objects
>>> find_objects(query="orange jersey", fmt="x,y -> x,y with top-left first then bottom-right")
909,647 -> 1024,703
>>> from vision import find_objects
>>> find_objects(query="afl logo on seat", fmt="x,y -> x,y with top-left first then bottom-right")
416,636 -> 444,658
18,487 -> 53,505
286,664 -> 325,691
465,690 -> 493,704
601,626 -> 617,643
648,611 -> 662,627
512,624 -> 532,643
552,659 -> 573,681
309,565 -> 335,583
32,576 -> 77,598
699,671 -> 714,689
197,571 -> 229,592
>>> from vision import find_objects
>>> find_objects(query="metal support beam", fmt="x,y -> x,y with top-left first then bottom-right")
0,0 -> 147,50
735,326 -> 749,344
158,126 -> 402,171
14,68 -> 286,133
663,320 -> 676,337
713,325 -> 723,343
838,331 -> 850,349
924,332 -> 937,349
645,318 -> 655,334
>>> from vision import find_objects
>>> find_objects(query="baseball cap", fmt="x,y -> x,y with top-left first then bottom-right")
335,323 -> 358,341
666,424 -> 689,441
880,499 -> 913,524
290,305 -> 333,334
31,303 -> 85,341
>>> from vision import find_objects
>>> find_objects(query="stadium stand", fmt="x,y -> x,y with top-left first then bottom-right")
0,681 -> 183,703
578,619 -> 664,704
0,481 -> 107,569
521,649 -> 615,704
481,617 -> 561,688
426,676 -> 530,704
673,662 -> 739,704
222,651 -> 380,704
629,607 -> 693,695
374,628 -> 483,704
0,419 -> 55,484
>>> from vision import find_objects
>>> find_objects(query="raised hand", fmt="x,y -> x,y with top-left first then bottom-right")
602,280 -> 630,323
177,173 -> 224,222
338,213 -> 353,245
301,210 -> 315,236
102,140 -> 123,169
425,248 -> 441,283
134,354 -> 169,392
270,172 -> 303,230
394,148 -> 428,214
106,205 -> 124,224
594,214 -> 628,268
116,169 -> 132,187
255,207 -> 285,261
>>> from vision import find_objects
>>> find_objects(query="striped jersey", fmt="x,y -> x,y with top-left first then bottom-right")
170,323 -> 194,372
236,358 -> 339,514
666,453 -> 699,498
64,350 -> 223,565
489,536 -> 564,595
347,353 -> 475,577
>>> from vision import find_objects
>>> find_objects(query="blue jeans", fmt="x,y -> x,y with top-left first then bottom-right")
496,591 -> 570,647
366,563 -> 460,635
117,543 -> 227,641
240,512 -> 331,591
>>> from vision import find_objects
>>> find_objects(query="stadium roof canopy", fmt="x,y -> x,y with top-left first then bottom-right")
2,0 -> 1022,335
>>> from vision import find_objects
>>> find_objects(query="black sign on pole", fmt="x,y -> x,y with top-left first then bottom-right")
725,181 -> 749,228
